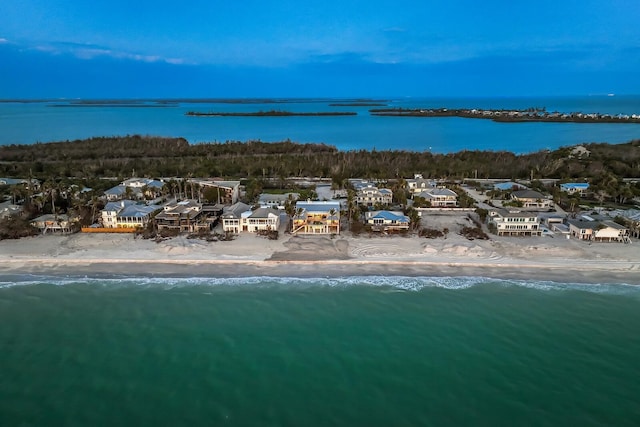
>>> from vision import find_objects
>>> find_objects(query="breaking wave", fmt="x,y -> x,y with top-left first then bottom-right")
0,274 -> 638,296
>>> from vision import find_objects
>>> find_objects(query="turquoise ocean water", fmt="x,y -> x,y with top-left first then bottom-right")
2,96 -> 640,152
1,276 -> 639,426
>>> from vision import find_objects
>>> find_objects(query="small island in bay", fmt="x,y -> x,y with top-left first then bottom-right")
328,102 -> 388,107
369,107 -> 640,123
186,110 -> 357,117
49,100 -> 178,108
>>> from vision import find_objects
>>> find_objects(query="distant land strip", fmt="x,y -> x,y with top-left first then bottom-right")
369,107 -> 640,123
49,103 -> 177,108
328,103 -> 388,107
186,110 -> 358,117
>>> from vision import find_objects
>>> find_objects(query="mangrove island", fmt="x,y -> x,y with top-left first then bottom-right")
369,107 -> 640,123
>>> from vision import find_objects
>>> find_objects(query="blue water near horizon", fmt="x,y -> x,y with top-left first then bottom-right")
2,95 -> 640,153
1,275 -> 640,426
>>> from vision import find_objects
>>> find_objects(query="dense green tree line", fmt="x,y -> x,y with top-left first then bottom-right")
1,135 -> 639,182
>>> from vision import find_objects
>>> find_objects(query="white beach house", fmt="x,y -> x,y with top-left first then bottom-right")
488,209 -> 541,236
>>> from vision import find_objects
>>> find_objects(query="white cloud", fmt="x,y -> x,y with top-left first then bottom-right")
0,38 -> 8,43
25,40 -> 190,65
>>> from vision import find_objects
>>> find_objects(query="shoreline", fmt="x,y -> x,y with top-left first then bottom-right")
1,232 -> 638,285
185,110 -> 357,117
369,107 -> 640,124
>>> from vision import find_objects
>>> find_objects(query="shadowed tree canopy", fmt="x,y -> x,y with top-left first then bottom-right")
1,135 -> 639,182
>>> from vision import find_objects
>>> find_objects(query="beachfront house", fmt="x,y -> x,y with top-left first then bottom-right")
567,218 -> 630,242
415,188 -> 458,207
356,185 -> 393,207
560,182 -> 590,196
292,201 -> 340,234
30,214 -> 75,234
241,207 -> 282,233
154,200 -> 208,233
487,209 -> 541,236
365,210 -> 410,232
101,200 -> 159,229
221,202 -> 252,234
607,209 -> 640,238
510,190 -> 552,209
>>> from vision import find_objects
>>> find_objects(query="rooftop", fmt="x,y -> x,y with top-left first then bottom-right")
296,201 -> 340,213
366,210 -> 409,222
512,190 -> 546,199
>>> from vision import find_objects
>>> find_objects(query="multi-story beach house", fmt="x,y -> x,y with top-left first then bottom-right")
220,204 -> 281,233
510,190 -> 552,209
154,200 -> 208,233
189,179 -> 240,205
356,185 -> 393,207
405,174 -> 436,195
609,209 -> 640,238
101,200 -> 159,229
415,188 -> 458,207
365,210 -> 410,232
567,218 -> 630,242
242,208 -> 281,232
487,209 -> 541,236
221,202 -> 252,234
292,201 -> 340,234
560,182 -> 590,196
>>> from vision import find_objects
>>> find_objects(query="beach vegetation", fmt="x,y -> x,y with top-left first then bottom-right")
404,207 -> 422,231
349,219 -> 365,235
475,208 -> 489,223
419,227 -> 444,238
460,225 -> 490,240
451,185 -> 476,208
256,229 -> 279,240
412,196 -> 431,208
0,215 -> 39,240
503,200 -> 524,208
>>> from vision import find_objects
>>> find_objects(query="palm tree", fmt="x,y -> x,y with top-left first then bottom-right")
328,208 -> 338,233
42,179 -> 58,218
405,207 -> 421,231
89,196 -> 101,226
292,207 -> 305,232
124,186 -> 134,201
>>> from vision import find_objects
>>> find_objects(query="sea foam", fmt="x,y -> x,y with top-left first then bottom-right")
0,274 -> 638,296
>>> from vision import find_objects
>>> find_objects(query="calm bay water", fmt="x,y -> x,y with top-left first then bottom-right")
1,96 -> 640,153
1,276 -> 639,426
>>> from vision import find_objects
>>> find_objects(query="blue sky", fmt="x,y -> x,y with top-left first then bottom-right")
1,1 -> 639,98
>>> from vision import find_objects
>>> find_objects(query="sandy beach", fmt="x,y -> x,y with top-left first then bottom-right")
1,227 -> 638,284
